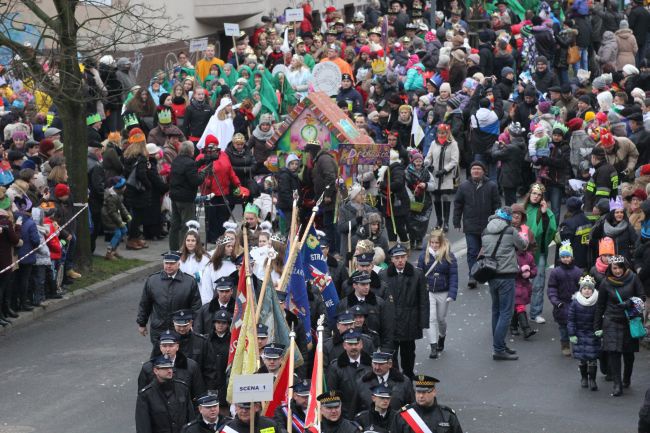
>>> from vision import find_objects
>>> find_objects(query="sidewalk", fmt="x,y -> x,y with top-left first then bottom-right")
0,237 -> 170,335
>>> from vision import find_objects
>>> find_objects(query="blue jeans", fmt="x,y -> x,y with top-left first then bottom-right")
530,254 -> 547,319
573,48 -> 588,72
558,68 -> 569,85
64,233 -> 77,271
559,324 -> 569,343
473,153 -> 497,182
465,233 -> 482,279
110,226 -> 128,249
489,277 -> 516,353
545,185 -> 563,223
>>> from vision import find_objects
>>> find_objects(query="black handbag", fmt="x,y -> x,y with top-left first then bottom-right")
470,228 -> 507,284
126,161 -> 146,192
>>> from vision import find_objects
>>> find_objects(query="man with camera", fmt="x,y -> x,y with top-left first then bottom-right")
197,134 -> 242,244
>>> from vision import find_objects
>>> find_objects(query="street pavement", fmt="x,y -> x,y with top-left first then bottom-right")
0,229 -> 648,433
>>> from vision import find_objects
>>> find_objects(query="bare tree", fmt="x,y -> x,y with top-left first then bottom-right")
0,0 -> 183,270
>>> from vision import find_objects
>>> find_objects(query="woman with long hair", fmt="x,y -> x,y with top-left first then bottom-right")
595,256 -> 645,396
47,165 -> 68,190
286,55 -> 312,101
424,124 -> 459,233
200,235 -> 237,304
122,129 -> 152,250
417,228 -> 458,359
179,221 -> 210,281
125,88 -> 157,132
591,196 -> 638,263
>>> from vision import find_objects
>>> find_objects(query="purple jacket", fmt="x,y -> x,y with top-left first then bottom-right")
515,250 -> 537,306
547,263 -> 583,325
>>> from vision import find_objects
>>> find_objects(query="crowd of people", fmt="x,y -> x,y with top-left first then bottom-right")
5,0 -> 650,430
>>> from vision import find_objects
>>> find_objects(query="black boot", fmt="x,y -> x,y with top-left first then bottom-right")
609,353 -> 623,396
0,317 -> 9,327
518,312 -> 537,339
5,307 -> 18,318
437,336 -> 445,352
510,313 -> 520,336
612,379 -> 623,397
429,343 -> 439,359
442,201 -> 451,232
433,201 -> 443,228
588,365 -> 598,391
579,363 -> 588,388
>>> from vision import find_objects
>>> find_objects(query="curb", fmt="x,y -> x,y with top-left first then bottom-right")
0,261 -> 161,335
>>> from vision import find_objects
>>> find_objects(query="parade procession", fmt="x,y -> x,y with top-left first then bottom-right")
5,0 -> 650,431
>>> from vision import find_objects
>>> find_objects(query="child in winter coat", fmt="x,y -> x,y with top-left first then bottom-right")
101,177 -> 131,260
529,124 -> 551,180
568,275 -> 601,391
512,223 -> 538,338
548,241 -> 584,356
30,207 -> 52,306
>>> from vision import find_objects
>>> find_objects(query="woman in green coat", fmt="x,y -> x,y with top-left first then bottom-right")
524,182 -> 558,324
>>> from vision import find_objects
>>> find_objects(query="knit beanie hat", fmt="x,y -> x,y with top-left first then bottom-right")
538,101 -> 552,114
54,183 -> 70,198
559,240 -> 573,258
566,197 -> 583,213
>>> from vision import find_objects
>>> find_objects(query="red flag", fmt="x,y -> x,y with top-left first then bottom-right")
228,265 -> 248,366
263,354 -> 290,417
304,333 -> 322,433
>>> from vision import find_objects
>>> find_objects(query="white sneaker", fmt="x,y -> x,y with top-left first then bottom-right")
534,316 -> 546,324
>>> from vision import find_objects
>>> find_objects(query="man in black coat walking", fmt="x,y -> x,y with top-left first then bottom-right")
137,251 -> 202,347
87,141 -> 106,253
379,244 -> 429,380
172,309 -> 207,366
355,351 -> 414,413
200,310 -> 231,408
136,355 -> 194,433
453,161 -> 500,289
354,383 -> 398,433
169,141 -> 206,250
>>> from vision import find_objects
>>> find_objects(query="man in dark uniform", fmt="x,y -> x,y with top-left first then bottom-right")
173,309 -> 208,365
194,277 -> 235,334
202,310 -> 231,409
355,351 -> 414,413
138,330 -> 206,401
341,253 -> 386,299
338,271 -> 394,350
354,384 -> 397,433
136,355 -> 194,433
326,329 -> 372,419
317,231 -> 348,296
324,311 -> 376,366
379,245 -> 429,380
274,380 -> 309,433
318,390 -> 361,433
222,402 -> 282,433
392,376 -> 462,433
181,393 -> 231,433
351,304 -> 380,349
137,251 -> 202,347
257,343 -> 285,378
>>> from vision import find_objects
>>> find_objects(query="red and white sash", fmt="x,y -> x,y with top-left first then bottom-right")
282,406 -> 305,433
400,408 -> 433,433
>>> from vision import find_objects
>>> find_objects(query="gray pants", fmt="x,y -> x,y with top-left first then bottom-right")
169,200 -> 196,251
426,291 -> 449,343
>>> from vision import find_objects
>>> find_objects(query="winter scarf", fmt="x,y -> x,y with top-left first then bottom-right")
252,124 -> 274,141
606,268 -> 633,287
574,289 -> 599,307
595,257 -> 609,274
603,219 -> 629,238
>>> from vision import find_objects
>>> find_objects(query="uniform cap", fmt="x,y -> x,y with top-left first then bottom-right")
388,244 -> 407,257
213,309 -> 232,323
355,252 -> 374,265
162,251 -> 181,262
291,380 -> 311,396
371,383 -> 392,397
317,390 -> 342,407
172,309 -> 193,325
257,323 -> 269,337
215,276 -> 234,290
262,343 -> 286,359
414,374 -> 440,391
196,393 -> 220,406
152,355 -> 174,368
337,311 -> 355,324
351,270 -> 372,284
159,329 -> 179,343
371,351 -> 393,364
341,328 -> 362,343
351,304 -> 368,316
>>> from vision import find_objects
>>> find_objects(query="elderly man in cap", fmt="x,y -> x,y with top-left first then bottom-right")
223,401 -> 282,433
181,392 -> 231,433
318,390 -> 360,433
380,244 -> 428,380
337,270 -> 394,350
356,351 -> 414,413
324,310 -> 376,365
341,251 -> 386,298
172,309 -> 207,365
193,277 -> 235,334
326,329 -> 372,419
274,380 -> 310,433
138,330 -> 206,400
354,383 -> 398,433
481,207 -> 528,361
137,251 -> 202,347
136,355 -> 194,433
201,310 -> 231,410
393,375 -> 462,433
